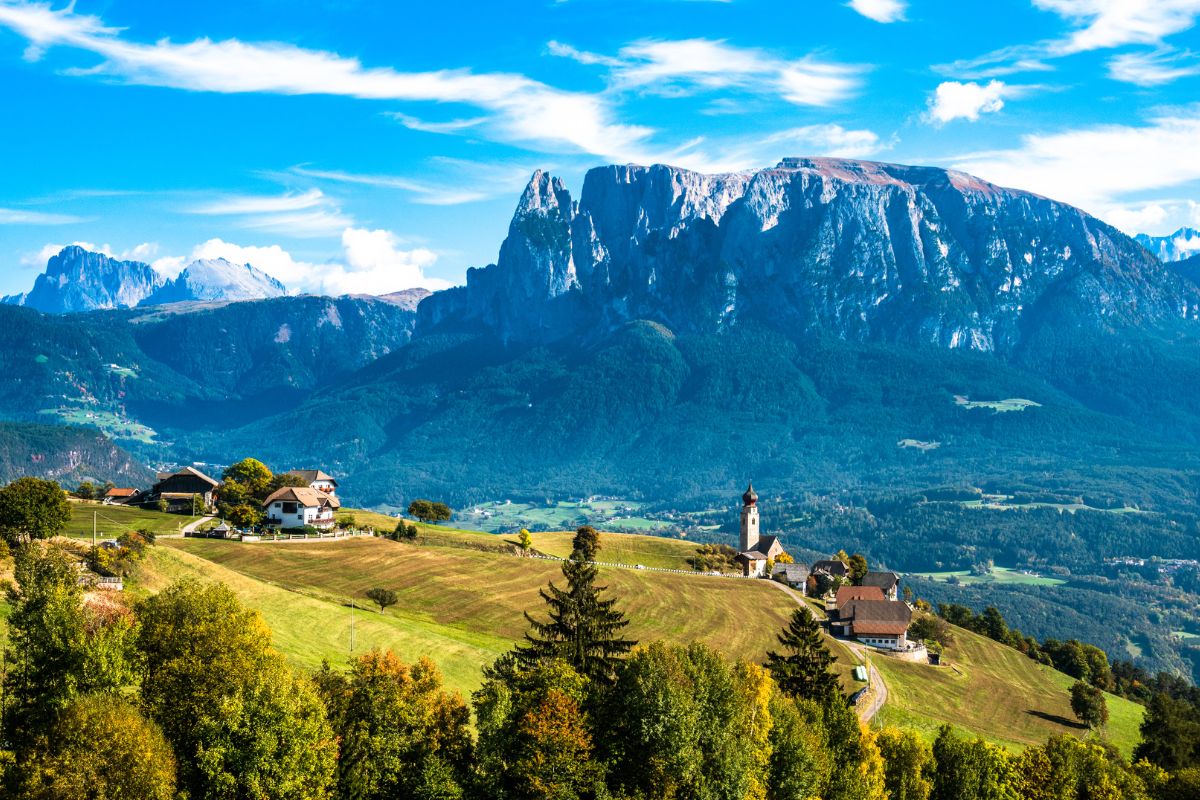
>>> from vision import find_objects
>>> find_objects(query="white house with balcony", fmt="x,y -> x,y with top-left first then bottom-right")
262,486 -> 340,529
286,469 -> 338,496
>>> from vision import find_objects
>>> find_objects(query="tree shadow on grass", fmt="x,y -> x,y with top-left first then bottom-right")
1027,709 -> 1087,729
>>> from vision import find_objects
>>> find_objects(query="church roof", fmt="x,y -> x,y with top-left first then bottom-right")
742,482 -> 758,506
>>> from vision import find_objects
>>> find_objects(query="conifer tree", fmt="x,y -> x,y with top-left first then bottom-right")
765,608 -> 840,704
516,526 -> 635,683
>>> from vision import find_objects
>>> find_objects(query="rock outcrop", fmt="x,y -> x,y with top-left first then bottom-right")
147,258 -> 288,304
8,246 -> 167,313
420,158 -> 1199,352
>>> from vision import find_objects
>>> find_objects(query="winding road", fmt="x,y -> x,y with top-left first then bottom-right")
766,580 -> 888,722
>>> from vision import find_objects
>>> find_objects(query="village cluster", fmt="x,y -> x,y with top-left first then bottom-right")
101,465 -> 342,531
734,484 -> 917,655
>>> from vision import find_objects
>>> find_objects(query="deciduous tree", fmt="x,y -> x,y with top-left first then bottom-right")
136,580 -> 336,800
0,477 -> 71,547
222,457 -> 274,499
408,499 -> 452,524
1070,680 -> 1109,730
314,650 -> 471,800
16,695 -> 176,800
876,727 -> 933,800
366,587 -> 399,614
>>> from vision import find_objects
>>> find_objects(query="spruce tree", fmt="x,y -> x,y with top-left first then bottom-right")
516,526 -> 635,683
765,608 -> 840,703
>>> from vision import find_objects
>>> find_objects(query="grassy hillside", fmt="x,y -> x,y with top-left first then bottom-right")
154,535 -> 800,696
141,530 -> 1145,756
872,625 -> 1144,756
525,529 -> 699,570
63,500 -> 200,539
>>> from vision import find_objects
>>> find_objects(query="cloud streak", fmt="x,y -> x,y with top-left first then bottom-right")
0,207 -> 83,224
551,38 -> 864,107
0,1 -> 651,159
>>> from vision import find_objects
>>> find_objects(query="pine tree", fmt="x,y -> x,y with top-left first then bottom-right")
515,526 -> 635,683
765,608 -> 840,704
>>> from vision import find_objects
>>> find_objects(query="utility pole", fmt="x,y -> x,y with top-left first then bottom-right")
350,599 -> 356,653
92,511 -> 97,570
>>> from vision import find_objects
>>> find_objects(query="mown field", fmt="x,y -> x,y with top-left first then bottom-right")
153,535 -> 801,697
62,500 -> 200,539
872,625 -> 1143,756
910,566 -> 1066,588
143,529 -> 1144,756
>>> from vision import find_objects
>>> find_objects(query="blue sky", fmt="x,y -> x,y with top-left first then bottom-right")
1,0 -> 1199,296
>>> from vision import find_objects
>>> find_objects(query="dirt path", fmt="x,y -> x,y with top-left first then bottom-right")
766,581 -> 888,723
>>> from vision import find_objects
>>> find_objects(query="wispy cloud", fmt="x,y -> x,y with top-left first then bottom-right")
184,188 -> 353,237
0,1 -> 652,159
654,123 -> 890,174
1107,49 -> 1200,86
550,38 -> 865,107
289,167 -> 490,205
939,0 -> 1200,82
0,206 -> 83,224
846,0 -> 907,24
945,106 -> 1200,229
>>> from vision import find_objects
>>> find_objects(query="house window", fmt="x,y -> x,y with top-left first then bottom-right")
283,502 -> 297,514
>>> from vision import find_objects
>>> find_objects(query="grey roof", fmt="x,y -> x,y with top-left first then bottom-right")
812,559 -> 849,576
861,571 -> 900,589
737,550 -> 768,561
287,469 -> 338,486
753,535 -> 782,556
774,563 -> 810,580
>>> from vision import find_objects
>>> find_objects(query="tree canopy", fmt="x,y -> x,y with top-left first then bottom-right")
0,478 -> 71,547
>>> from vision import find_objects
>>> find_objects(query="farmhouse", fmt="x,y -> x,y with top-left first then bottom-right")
103,487 -> 139,505
861,571 -> 901,601
834,585 -> 886,610
773,562 -> 810,591
263,486 -> 340,529
733,484 -> 785,577
286,469 -> 338,496
145,467 -> 219,513
811,559 -> 849,579
832,599 -> 913,650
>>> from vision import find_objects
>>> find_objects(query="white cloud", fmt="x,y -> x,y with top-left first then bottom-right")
1033,0 -> 1200,54
0,207 -> 83,224
335,227 -> 448,294
153,230 -> 449,296
847,0 -> 907,24
289,167 -> 490,206
926,81 -> 1019,124
1103,202 -> 1169,233
760,124 -> 886,159
185,188 -> 353,237
0,1 -> 651,159
19,240 -> 160,268
552,38 -> 864,108
1107,49 -> 1200,86
946,107 -> 1200,226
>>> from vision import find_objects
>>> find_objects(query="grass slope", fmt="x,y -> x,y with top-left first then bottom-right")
525,530 -> 698,570
872,625 -> 1143,756
157,536 -> 798,694
63,501 -> 200,539
147,532 -> 1141,756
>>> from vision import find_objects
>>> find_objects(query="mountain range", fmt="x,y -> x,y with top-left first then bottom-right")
3,245 -> 288,312
1,157 -> 1197,514
1137,227 -> 1200,263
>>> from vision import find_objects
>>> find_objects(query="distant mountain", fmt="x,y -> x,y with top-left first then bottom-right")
147,258 -> 288,304
0,422 -> 152,487
1136,227 -> 1200,262
421,159 -> 1197,351
5,245 -> 167,313
4,247 -> 290,312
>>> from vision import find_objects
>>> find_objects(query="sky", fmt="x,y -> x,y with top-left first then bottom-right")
1,0 -> 1199,296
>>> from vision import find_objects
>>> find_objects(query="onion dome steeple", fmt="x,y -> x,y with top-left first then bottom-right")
742,482 -> 758,507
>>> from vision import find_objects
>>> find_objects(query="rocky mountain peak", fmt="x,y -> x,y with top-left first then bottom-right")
1136,227 -> 1200,263
5,246 -> 166,313
419,157 -> 1199,350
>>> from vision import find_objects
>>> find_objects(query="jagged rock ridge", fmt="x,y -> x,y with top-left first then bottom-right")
420,158 -> 1199,352
6,245 -> 167,313
1137,227 -> 1200,263
147,258 -> 287,304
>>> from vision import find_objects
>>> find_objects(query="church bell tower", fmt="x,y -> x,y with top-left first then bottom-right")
739,482 -> 760,552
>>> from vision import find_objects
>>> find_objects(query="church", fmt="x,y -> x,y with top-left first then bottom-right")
733,483 -> 785,577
